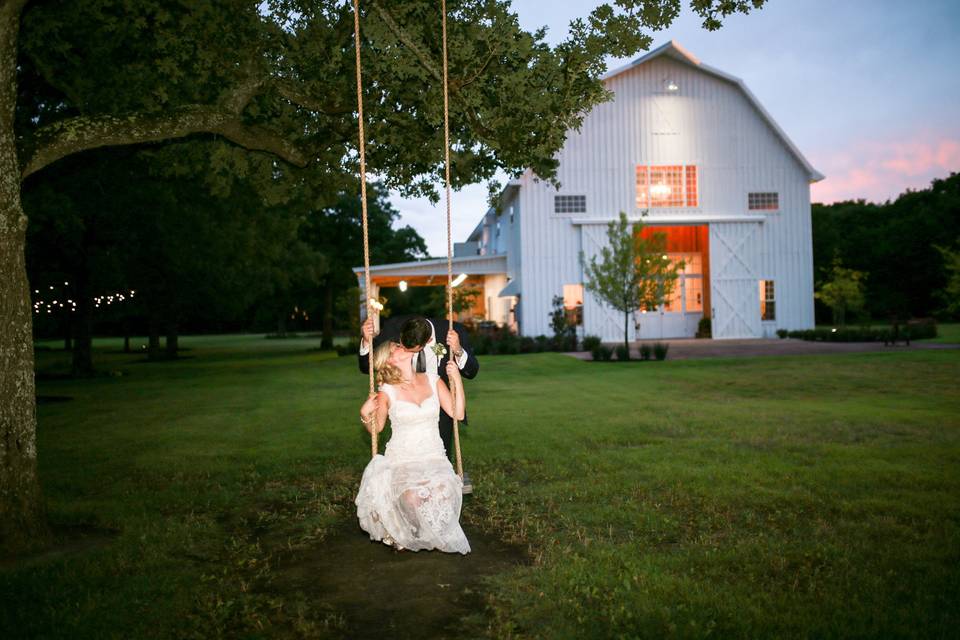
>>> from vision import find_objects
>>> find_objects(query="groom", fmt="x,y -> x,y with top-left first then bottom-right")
358,314 -> 480,493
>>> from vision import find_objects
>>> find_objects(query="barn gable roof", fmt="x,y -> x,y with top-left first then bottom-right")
605,40 -> 824,183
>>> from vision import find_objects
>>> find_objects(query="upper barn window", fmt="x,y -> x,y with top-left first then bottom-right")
636,165 -> 698,208
748,192 -> 779,211
554,195 -> 587,214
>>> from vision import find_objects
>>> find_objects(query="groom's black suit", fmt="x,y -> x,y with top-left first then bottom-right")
358,315 -> 479,459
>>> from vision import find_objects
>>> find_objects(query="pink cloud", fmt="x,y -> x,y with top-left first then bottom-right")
811,135 -> 960,204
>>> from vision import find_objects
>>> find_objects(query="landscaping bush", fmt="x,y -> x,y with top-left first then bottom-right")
615,344 -> 630,361
535,335 -> 551,352
551,334 -> 578,352
591,344 -> 613,361
696,317 -> 711,338
653,342 -> 669,360
776,329 -> 789,339
335,339 -> 360,356
639,343 -> 652,360
785,319 -> 938,343
581,335 -> 602,351
519,336 -> 537,353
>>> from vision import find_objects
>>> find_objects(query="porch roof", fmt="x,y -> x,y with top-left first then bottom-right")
353,253 -> 508,288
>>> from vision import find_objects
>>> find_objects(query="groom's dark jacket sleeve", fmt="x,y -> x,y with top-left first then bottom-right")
449,320 -> 479,380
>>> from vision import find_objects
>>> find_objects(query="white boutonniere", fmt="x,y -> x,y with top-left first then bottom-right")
431,342 -> 448,358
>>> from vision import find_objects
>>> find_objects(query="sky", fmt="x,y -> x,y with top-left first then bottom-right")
388,0 -> 960,257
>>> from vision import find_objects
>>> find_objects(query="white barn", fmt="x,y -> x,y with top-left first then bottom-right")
356,41 -> 824,341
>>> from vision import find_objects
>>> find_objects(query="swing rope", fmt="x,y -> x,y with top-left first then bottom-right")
351,0 -> 377,459
352,0 -> 464,474
441,0 -> 464,479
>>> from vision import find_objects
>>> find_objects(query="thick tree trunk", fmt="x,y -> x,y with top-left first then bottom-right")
62,312 -> 71,351
122,318 -> 131,353
148,315 -> 161,360
165,322 -> 178,358
321,282 -> 334,349
71,267 -> 94,376
0,0 -> 49,553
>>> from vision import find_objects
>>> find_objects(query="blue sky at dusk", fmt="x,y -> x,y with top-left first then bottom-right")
389,0 -> 960,256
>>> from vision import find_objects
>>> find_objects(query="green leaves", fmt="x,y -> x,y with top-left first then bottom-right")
17,0 -> 766,197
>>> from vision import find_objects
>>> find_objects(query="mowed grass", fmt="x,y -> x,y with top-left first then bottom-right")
2,335 -> 959,638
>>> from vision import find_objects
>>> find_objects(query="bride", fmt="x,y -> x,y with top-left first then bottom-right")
355,341 -> 471,554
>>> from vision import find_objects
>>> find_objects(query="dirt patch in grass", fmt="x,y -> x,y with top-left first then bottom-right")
266,516 -> 530,639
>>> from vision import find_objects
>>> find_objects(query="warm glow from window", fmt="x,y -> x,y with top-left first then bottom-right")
563,284 -> 584,326
685,277 -> 703,312
760,280 -> 776,320
637,165 -> 698,208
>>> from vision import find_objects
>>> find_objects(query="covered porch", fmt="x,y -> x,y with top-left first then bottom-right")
352,254 -> 514,327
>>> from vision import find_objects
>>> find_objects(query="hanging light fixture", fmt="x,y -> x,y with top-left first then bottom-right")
451,273 -> 468,288
398,280 -> 408,292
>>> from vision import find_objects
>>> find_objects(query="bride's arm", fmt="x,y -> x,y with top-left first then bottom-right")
437,364 -> 465,420
360,391 -> 389,434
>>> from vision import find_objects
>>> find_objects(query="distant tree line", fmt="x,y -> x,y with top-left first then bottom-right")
812,172 -> 960,324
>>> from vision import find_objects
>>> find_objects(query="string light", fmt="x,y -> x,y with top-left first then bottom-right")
32,288 -> 136,314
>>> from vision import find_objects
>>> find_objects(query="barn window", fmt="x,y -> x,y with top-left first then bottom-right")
636,165 -> 698,208
554,195 -> 586,214
749,192 -> 779,210
760,280 -> 776,320
563,284 -> 584,326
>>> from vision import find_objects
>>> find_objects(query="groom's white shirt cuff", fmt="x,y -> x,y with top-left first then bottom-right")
359,341 -> 370,356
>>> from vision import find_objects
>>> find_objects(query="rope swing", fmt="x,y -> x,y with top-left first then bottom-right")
351,0 -> 377,459
351,0 -> 464,477
440,0 -> 464,479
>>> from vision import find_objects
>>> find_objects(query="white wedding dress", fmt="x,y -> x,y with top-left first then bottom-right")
355,370 -> 471,554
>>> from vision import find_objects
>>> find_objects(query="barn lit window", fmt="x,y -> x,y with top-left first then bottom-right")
554,195 -> 586,214
563,284 -> 584,326
636,165 -> 698,208
760,280 -> 776,320
748,192 -> 779,210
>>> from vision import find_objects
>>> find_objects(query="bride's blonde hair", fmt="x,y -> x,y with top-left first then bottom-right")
373,341 -> 406,387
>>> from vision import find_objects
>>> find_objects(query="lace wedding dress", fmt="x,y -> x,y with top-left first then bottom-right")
355,370 -> 471,554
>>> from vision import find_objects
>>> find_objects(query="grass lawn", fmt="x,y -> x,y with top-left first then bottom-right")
2,336 -> 958,638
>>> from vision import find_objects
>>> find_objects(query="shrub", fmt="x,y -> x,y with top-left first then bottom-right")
581,335 -> 602,351
335,339 -> 360,356
535,335 -> 551,352
653,342 -> 669,360
519,336 -> 537,353
551,334 -> 578,352
639,343 -> 652,360
696,317 -> 711,338
784,320 -> 938,343
592,345 -> 613,361
615,344 -> 630,361
776,329 -> 789,339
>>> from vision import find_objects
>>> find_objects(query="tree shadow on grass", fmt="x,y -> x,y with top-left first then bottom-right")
264,516 -> 529,639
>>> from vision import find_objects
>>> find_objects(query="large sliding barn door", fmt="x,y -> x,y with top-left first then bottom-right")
709,222 -> 762,339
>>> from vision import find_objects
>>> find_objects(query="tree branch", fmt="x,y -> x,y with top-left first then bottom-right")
369,1 -> 494,139
21,78 -> 311,180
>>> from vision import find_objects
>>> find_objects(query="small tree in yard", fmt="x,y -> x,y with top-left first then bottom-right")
580,212 -> 683,359
815,254 -> 868,326
549,294 -> 576,351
